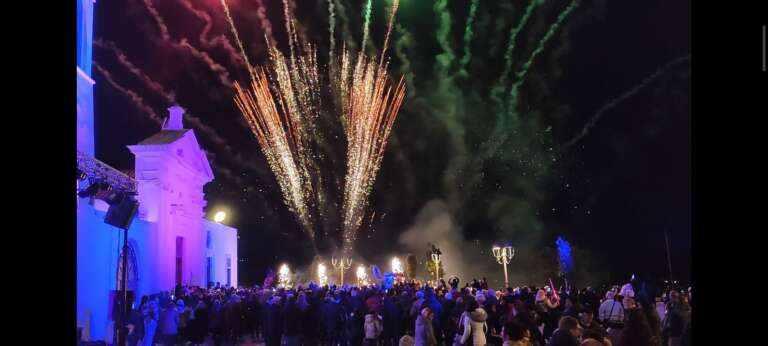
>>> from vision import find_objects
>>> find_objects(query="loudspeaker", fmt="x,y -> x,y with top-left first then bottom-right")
105,197 -> 139,230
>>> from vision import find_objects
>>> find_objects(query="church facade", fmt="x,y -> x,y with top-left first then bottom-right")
76,0 -> 238,341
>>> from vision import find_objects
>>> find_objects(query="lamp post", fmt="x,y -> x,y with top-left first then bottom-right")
392,257 -> 404,283
356,265 -> 369,286
331,256 -> 352,285
492,244 -> 515,289
278,264 -> 292,288
317,263 -> 328,286
430,251 -> 442,284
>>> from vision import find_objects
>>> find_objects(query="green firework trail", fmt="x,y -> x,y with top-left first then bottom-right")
507,0 -> 579,118
479,0 -> 578,162
328,0 -> 336,57
361,0 -> 373,51
458,0 -> 479,77
433,0 -> 456,81
491,0 -> 541,107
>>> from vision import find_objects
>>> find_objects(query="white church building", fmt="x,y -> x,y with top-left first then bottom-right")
76,0 -> 238,341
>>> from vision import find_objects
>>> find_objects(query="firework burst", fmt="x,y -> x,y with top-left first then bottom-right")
335,0 -> 405,255
224,0 -> 404,255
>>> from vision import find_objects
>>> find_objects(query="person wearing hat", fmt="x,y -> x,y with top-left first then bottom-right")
598,290 -> 624,331
460,298 -> 489,346
415,307 -> 437,346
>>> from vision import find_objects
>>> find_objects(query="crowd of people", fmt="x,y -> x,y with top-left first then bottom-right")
117,277 -> 691,346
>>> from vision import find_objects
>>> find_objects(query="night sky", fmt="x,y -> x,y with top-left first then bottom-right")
92,0 -> 690,287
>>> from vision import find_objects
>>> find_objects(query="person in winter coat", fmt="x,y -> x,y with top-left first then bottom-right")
263,295 -> 283,346
188,301 -> 208,346
514,310 -> 544,346
382,295 -> 403,346
460,299 -> 488,346
345,301 -> 365,346
615,308 -> 654,346
502,319 -> 533,346
598,291 -> 624,328
441,292 -> 457,346
283,295 -> 304,346
224,294 -> 243,344
140,298 -> 159,346
578,308 -> 607,341
301,292 -> 321,346
322,294 -> 345,346
208,297 -> 225,346
158,301 -> 180,346
662,291 -> 689,346
546,316 -> 581,346
364,312 -> 384,345
535,290 -> 561,341
415,307 -> 437,346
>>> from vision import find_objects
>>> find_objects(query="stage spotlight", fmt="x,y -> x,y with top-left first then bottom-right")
78,181 -> 101,198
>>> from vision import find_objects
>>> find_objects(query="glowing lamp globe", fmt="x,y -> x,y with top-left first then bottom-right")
213,211 -> 227,223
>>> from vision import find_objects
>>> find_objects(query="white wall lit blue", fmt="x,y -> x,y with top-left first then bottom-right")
76,1 -> 238,341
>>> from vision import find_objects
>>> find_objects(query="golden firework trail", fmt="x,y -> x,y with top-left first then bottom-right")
335,0 -> 405,254
224,0 -> 405,255
225,0 -> 321,250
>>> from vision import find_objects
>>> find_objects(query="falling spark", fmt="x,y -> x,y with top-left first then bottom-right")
224,0 -> 405,256
334,48 -> 406,255
233,66 -> 318,249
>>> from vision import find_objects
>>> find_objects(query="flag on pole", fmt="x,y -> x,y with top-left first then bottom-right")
549,278 -> 560,303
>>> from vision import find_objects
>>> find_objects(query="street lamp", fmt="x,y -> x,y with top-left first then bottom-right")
213,211 -> 227,223
278,264 -> 292,288
356,265 -> 369,286
430,251 -> 442,284
331,256 -> 352,285
317,263 -> 328,286
492,244 -> 515,289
